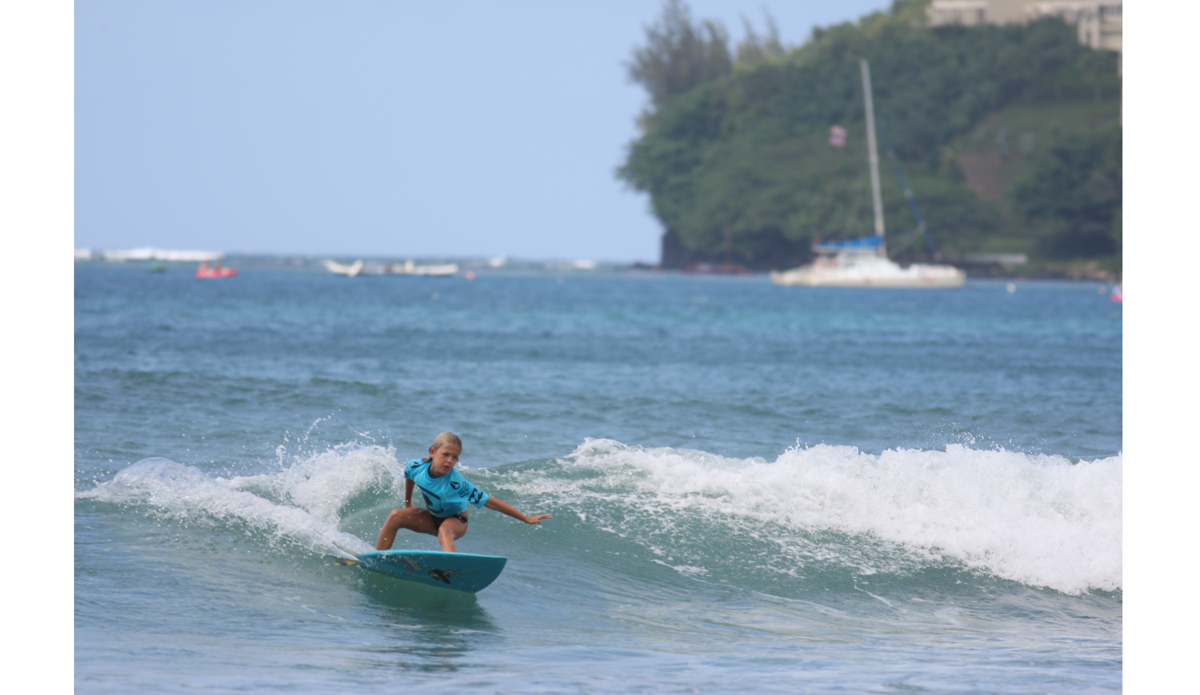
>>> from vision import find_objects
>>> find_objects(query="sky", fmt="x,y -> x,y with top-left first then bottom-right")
75,0 -> 895,263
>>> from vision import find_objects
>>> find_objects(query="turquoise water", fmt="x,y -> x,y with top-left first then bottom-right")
75,262 -> 1122,693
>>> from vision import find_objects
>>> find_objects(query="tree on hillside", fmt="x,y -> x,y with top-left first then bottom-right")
626,0 -> 732,126
735,11 -> 784,66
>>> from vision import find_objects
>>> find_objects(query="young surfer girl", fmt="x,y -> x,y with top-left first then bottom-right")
375,432 -> 552,552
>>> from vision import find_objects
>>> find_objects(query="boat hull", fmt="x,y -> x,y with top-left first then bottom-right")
770,260 -> 965,288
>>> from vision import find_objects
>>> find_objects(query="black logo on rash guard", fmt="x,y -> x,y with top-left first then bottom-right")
468,489 -> 484,504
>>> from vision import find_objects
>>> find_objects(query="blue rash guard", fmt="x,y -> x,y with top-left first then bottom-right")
404,458 -> 490,517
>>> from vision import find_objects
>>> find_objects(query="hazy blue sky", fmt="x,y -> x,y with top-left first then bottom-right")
76,0 -> 892,262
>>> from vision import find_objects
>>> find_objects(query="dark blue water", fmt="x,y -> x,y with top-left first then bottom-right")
75,262 -> 1121,693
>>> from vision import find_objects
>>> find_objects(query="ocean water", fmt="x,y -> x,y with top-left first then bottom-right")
74,262 -> 1122,693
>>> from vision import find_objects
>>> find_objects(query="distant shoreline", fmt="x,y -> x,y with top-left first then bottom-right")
75,254 -> 1120,284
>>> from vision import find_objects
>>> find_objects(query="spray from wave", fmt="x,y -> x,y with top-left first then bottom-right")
74,444 -> 408,559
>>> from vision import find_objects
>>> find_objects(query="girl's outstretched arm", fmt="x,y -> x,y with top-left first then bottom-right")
484,497 -> 552,524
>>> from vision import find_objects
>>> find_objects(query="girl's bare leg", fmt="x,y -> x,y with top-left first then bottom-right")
375,508 -> 438,550
436,517 -> 468,552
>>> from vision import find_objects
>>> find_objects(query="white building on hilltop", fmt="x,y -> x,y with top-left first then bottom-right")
928,0 -> 1122,55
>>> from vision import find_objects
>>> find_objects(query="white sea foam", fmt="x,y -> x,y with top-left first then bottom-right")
524,439 -> 1122,595
76,448 -> 404,558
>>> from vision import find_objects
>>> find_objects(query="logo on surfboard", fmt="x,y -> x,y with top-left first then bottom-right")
429,568 -> 463,584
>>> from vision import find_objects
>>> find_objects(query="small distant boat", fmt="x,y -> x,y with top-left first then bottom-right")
324,259 -> 364,277
195,261 -> 237,278
374,260 -> 459,277
1109,285 -> 1122,302
105,247 -> 222,263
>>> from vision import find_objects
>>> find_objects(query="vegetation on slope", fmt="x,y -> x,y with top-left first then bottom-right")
619,0 -> 1122,273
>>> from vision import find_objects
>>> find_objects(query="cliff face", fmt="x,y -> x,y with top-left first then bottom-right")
951,101 -> 1121,209
945,99 -> 1121,263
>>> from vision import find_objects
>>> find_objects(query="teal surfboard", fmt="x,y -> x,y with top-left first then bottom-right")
355,550 -> 507,593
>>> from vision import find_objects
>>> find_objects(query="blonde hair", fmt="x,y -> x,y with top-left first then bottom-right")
423,432 -> 463,461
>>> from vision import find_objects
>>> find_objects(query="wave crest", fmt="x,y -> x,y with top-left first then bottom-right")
492,439 -> 1121,594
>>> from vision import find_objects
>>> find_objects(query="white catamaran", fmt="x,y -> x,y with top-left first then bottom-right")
770,60 -> 965,289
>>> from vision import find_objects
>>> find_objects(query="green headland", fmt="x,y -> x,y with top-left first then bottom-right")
619,0 -> 1121,278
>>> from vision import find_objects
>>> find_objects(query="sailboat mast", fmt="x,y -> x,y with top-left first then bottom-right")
860,59 -> 886,253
